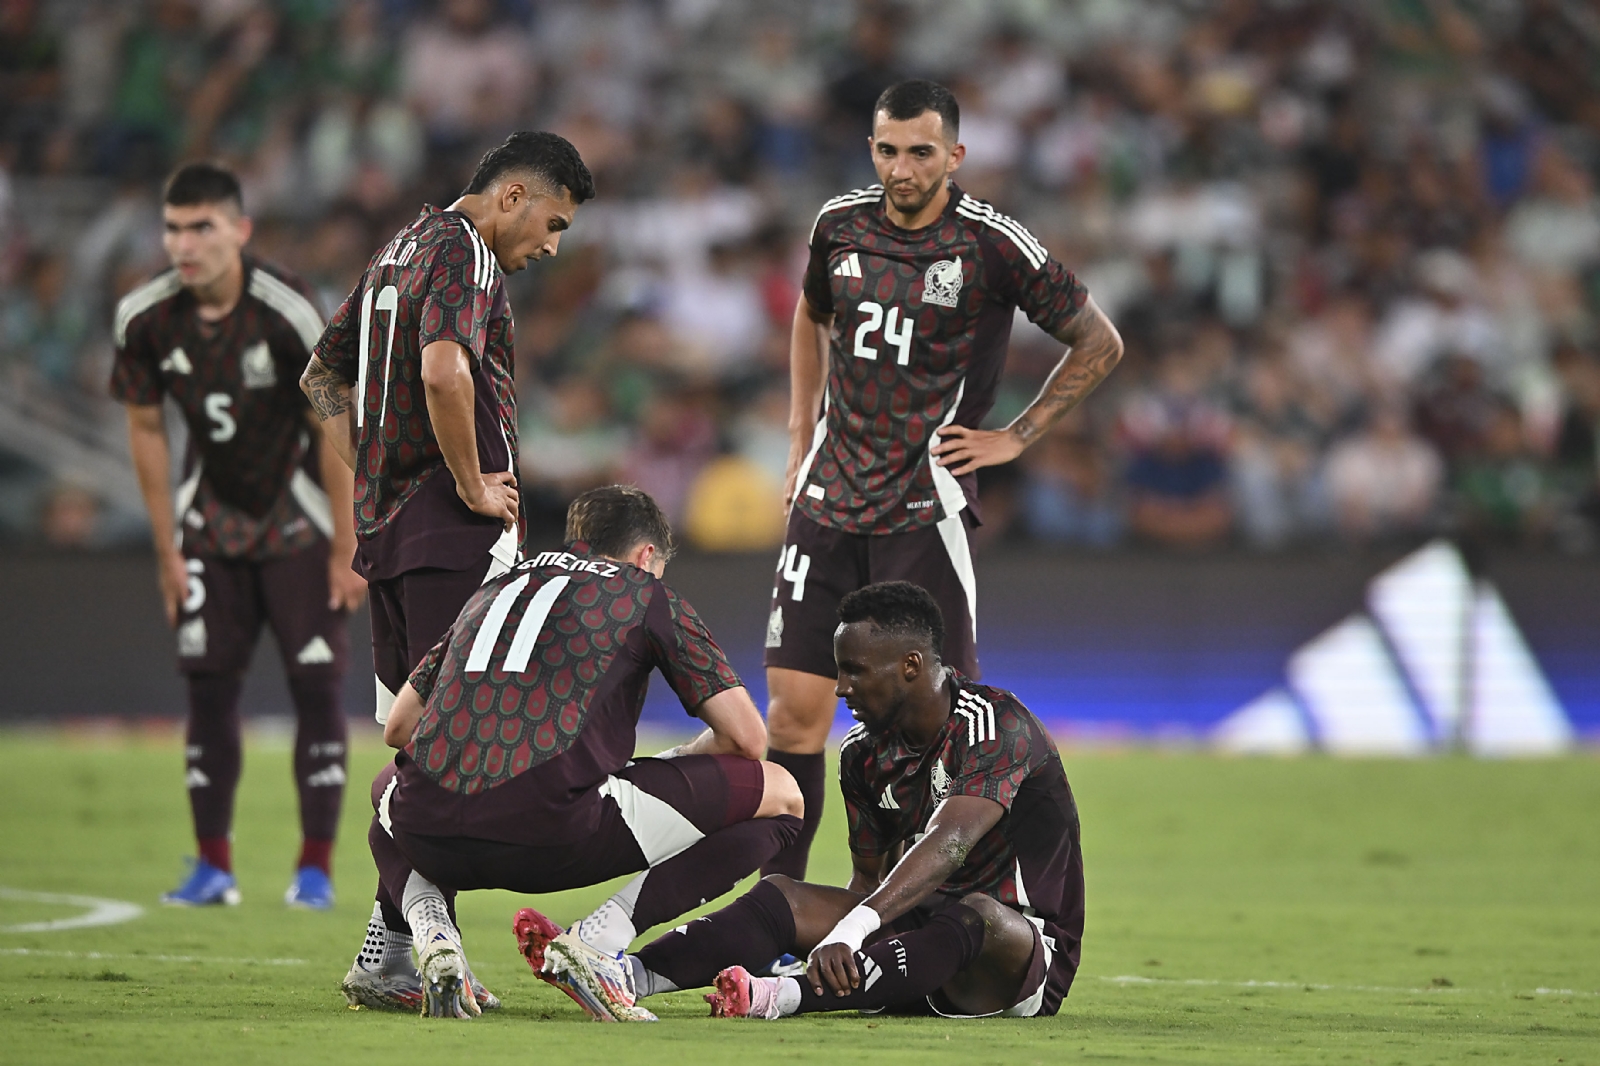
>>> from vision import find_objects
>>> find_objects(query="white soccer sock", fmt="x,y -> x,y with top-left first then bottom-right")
627,955 -> 678,998
401,872 -> 454,948
774,977 -> 801,1017
575,898 -> 637,957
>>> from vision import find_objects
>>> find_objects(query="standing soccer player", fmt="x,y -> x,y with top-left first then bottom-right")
113,162 -> 366,909
762,80 -> 1123,879
300,131 -> 592,1008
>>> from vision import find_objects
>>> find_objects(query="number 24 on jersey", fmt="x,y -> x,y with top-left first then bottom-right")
852,301 -> 915,365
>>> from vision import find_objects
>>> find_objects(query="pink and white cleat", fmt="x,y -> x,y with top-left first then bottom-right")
705,966 -> 787,1020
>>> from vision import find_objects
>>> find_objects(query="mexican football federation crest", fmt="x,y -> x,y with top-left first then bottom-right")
929,757 -> 952,800
922,256 -> 964,308
241,340 -> 277,388
765,606 -> 784,649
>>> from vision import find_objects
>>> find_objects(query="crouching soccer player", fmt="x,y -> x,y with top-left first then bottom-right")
611,581 -> 1084,1020
343,486 -> 803,1019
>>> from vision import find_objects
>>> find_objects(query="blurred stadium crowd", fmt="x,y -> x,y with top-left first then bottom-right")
1,0 -> 1598,554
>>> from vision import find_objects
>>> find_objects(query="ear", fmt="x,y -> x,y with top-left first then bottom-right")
902,648 -> 924,682
236,215 -> 254,244
625,541 -> 657,572
945,143 -> 965,174
500,179 -> 527,212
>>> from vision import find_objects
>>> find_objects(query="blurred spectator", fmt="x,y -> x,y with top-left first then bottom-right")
1326,405 -> 1443,542
616,388 -> 718,524
401,0 -> 535,149
1373,249 -> 1503,386
38,481 -> 100,548
1,250 -> 86,387
1121,356 -> 1234,550
1228,355 -> 1328,548
1455,399 -> 1557,545
1021,414 -> 1123,549
1413,354 -> 1503,468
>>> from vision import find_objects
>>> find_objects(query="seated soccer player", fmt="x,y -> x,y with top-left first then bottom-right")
564,580 -> 1085,1020
342,486 -> 803,1019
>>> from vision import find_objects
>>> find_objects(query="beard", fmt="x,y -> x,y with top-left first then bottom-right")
886,179 -> 941,217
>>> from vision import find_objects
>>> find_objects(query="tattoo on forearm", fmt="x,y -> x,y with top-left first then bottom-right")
302,360 -> 352,422
1009,310 -> 1123,445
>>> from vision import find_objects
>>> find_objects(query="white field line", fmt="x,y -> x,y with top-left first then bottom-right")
0,948 -> 307,966
1099,974 -> 1598,998
0,887 -> 143,932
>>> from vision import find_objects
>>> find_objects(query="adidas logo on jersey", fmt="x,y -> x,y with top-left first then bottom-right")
296,636 -> 335,665
879,785 -> 900,810
832,252 -> 863,278
160,347 -> 192,375
241,340 -> 277,388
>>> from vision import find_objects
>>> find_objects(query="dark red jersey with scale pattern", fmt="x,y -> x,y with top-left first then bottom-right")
314,206 -> 516,580
110,257 -> 331,559
840,673 -> 1085,1002
383,540 -> 743,846
796,183 -> 1089,535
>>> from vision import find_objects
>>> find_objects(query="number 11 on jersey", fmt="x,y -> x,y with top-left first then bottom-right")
852,301 -> 914,365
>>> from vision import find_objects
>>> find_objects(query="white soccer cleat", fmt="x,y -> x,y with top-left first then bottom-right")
536,922 -> 657,1023
415,922 -> 481,1019
342,905 -> 424,1012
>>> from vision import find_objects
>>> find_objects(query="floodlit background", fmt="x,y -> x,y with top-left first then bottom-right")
0,0 -> 1596,745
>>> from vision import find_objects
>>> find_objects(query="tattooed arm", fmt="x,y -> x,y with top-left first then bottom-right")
930,295 -> 1123,476
299,355 -> 356,471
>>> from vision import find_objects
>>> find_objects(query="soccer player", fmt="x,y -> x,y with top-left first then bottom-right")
763,80 -> 1123,880
622,581 -> 1083,1020
301,132 -> 592,1004
112,162 -> 365,909
353,486 -> 802,1020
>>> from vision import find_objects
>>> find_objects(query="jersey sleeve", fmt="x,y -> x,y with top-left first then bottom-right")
949,697 -> 1034,811
418,221 -> 496,366
646,584 -> 743,714
313,275 -> 364,385
108,312 -> 164,406
985,218 -> 1089,338
840,741 -> 892,857
406,628 -> 452,704
801,219 -> 836,318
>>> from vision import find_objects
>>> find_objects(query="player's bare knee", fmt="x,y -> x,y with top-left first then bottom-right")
758,760 -> 804,818
958,893 -> 1009,933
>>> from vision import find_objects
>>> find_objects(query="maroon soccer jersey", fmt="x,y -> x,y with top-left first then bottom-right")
110,258 -> 332,559
313,206 -> 516,579
796,183 -> 1089,534
840,674 -> 1085,991
384,541 -> 743,846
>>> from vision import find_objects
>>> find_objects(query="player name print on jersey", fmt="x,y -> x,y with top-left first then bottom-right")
795,183 -> 1088,535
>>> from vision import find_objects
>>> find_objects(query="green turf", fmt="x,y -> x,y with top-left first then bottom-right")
1,729 -> 1596,1065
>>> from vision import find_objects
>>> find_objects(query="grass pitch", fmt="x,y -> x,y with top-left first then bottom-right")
1,729 -> 1596,1065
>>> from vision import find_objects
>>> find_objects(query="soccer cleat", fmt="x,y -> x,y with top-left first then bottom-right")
161,858 -> 241,907
755,953 -> 807,978
514,907 -> 655,1022
466,967 -> 501,1011
284,866 -> 335,910
416,922 -> 481,1019
342,960 -> 424,1012
705,965 -> 785,1020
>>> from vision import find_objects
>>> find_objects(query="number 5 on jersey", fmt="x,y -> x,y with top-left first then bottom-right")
853,301 -> 914,365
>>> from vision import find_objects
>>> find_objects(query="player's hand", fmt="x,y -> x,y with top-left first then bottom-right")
806,941 -> 861,998
156,548 -> 188,628
327,558 -> 367,612
931,425 -> 1027,476
459,471 -> 519,530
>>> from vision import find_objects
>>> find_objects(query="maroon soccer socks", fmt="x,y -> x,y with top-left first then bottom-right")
759,750 -> 826,879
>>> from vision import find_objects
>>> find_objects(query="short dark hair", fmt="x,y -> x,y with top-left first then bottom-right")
164,162 -> 243,210
566,485 -> 675,562
838,581 -> 945,660
873,80 -> 960,141
463,131 -> 596,203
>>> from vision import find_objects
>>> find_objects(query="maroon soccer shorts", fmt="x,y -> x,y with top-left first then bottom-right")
762,510 -> 979,679
368,754 -> 765,895
366,558 -> 491,711
173,541 -> 350,677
